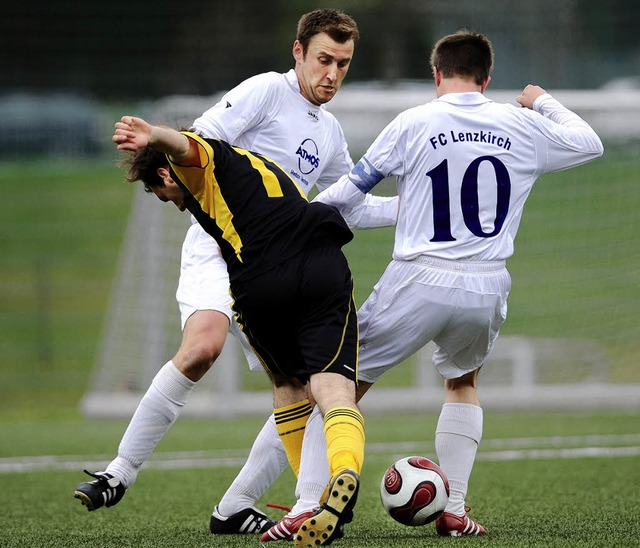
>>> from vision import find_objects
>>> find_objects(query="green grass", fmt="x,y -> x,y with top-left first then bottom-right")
0,411 -> 639,547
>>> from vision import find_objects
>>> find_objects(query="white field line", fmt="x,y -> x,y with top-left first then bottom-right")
1,433 -> 638,474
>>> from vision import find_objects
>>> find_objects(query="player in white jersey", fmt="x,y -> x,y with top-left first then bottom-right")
74,10 -> 397,539
314,30 -> 604,537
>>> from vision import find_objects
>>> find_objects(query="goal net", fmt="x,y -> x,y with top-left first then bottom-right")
80,87 -> 640,418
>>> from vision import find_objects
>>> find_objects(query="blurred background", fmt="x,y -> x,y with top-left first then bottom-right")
4,0 -> 640,98
1,0 -> 639,422
2,0 -> 640,159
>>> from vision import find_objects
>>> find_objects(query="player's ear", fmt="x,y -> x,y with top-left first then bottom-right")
432,66 -> 441,86
156,167 -> 171,186
293,40 -> 304,63
481,76 -> 491,93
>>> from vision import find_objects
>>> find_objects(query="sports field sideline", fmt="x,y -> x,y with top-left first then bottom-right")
2,432 -> 639,474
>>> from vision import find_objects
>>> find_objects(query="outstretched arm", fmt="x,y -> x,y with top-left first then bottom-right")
112,116 -> 192,164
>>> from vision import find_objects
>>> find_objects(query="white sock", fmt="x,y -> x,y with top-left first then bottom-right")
290,406 -> 330,516
435,403 -> 483,516
105,360 -> 195,487
217,413 -> 288,516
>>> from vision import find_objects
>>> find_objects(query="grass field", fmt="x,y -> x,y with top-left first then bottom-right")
0,148 -> 639,546
1,411 -> 639,547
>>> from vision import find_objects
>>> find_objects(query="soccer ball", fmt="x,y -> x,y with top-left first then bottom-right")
380,456 -> 450,526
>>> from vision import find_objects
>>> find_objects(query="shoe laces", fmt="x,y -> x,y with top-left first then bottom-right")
83,469 -> 119,488
83,469 -> 109,482
266,503 -> 291,514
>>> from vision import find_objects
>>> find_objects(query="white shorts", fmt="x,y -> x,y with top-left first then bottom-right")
176,223 -> 262,371
357,256 -> 511,382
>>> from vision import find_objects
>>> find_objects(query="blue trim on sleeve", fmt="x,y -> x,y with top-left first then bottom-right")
349,158 -> 384,193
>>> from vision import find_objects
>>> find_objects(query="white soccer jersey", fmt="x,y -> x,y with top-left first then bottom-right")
192,69 -> 397,227
316,92 -> 603,261
193,69 -> 352,194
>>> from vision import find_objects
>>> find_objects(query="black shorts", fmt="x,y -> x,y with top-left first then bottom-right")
230,236 -> 358,384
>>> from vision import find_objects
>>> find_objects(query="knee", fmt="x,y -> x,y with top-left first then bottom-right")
174,340 -> 224,381
444,369 -> 481,405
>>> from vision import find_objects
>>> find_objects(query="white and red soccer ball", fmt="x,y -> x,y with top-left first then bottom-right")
380,456 -> 450,526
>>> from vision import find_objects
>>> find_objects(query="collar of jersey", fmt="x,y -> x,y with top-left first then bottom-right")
436,92 -> 491,107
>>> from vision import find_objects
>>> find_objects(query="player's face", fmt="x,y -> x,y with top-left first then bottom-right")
151,179 -> 186,212
294,32 -> 354,106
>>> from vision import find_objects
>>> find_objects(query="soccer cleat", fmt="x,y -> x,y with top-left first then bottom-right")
295,469 -> 359,547
73,469 -> 126,511
210,505 -> 276,535
260,510 -> 315,542
435,509 -> 486,536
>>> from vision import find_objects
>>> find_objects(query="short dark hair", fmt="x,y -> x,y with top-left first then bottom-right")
296,9 -> 359,55
430,30 -> 494,85
121,146 -> 168,193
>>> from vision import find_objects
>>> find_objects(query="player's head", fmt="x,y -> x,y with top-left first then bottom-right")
296,9 -> 360,54
430,30 -> 494,87
293,9 -> 359,105
122,147 -> 187,211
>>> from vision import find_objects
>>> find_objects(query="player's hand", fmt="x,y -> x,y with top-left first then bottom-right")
112,116 -> 153,151
517,84 -> 546,109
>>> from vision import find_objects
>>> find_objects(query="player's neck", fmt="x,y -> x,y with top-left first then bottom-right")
436,77 -> 483,97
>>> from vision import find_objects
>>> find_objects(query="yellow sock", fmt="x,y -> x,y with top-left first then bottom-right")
324,407 -> 365,476
274,399 -> 312,477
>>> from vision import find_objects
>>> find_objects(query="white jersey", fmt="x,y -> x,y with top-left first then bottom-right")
193,69 -> 352,194
316,92 -> 603,261
192,69 -> 397,227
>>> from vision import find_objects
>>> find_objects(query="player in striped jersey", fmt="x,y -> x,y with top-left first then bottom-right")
111,117 -> 365,547
315,29 -> 604,536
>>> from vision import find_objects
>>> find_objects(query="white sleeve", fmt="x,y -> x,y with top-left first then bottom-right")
314,173 -> 367,211
342,194 -> 398,228
531,93 -> 604,172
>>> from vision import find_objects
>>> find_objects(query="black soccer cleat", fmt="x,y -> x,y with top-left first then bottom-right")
210,505 -> 277,535
74,469 -> 126,511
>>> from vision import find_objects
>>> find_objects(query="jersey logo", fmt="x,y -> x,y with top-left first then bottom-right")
307,110 -> 319,121
225,101 -> 232,108
296,138 -> 320,175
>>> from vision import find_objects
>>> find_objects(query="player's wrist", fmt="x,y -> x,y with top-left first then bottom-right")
532,92 -> 553,113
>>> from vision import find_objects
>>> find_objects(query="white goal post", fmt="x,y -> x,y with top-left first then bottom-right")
80,87 -> 640,418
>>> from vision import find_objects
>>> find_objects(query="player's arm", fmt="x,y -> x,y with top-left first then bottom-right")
517,84 -> 604,169
519,84 -> 597,134
346,193 -> 398,228
314,156 -> 386,213
113,116 -> 195,165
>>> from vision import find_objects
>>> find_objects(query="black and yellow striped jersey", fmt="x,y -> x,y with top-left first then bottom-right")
169,132 -> 353,282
